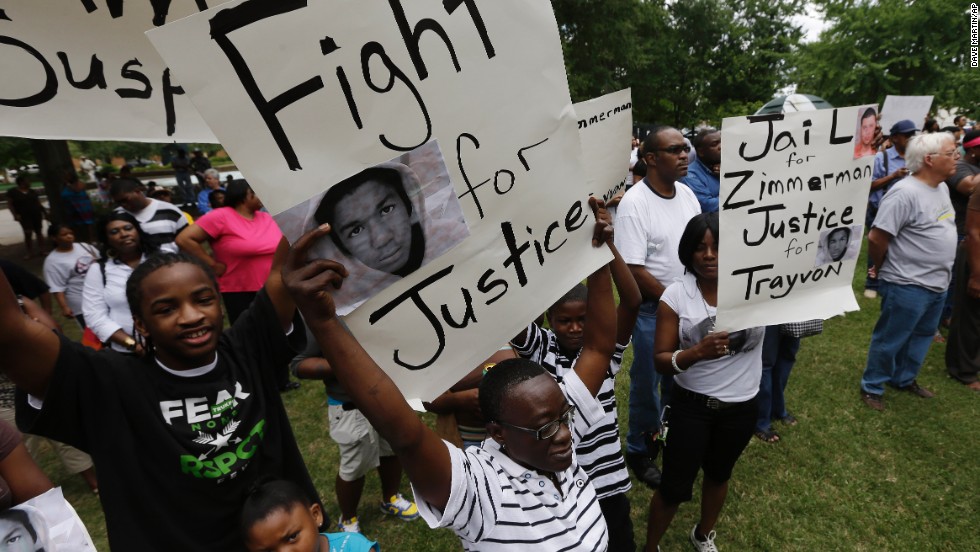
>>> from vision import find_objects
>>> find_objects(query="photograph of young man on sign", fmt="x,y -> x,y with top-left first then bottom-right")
853,106 -> 879,159
285,141 -> 470,315
813,225 -> 862,266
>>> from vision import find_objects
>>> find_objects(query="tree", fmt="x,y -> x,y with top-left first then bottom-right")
793,0 -> 980,118
554,0 -> 804,130
0,137 -> 36,172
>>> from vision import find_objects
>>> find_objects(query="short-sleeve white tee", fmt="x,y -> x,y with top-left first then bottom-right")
614,181 -> 702,287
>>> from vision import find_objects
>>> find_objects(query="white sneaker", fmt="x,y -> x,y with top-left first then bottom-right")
690,524 -> 719,552
337,516 -> 360,533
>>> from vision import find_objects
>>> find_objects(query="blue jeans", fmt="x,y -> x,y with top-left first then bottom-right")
626,301 -> 662,455
861,281 -> 946,395
756,326 -> 800,431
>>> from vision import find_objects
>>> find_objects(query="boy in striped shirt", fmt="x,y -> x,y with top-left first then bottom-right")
512,243 -> 640,551
283,199 -> 618,551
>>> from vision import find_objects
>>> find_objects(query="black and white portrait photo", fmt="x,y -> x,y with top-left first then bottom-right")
276,140 -> 470,315
813,225 -> 861,266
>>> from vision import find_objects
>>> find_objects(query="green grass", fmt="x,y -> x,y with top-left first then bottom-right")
23,244 -> 980,551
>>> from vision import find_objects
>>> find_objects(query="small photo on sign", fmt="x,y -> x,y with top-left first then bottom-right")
853,105 -> 879,159
278,140 -> 470,315
814,224 -> 862,266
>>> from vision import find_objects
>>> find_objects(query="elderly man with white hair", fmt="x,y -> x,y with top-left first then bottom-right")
859,132 -> 959,411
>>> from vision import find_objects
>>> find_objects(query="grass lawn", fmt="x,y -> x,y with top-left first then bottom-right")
19,244 -> 980,551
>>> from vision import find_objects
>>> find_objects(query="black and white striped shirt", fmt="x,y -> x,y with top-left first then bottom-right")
512,323 -> 631,500
115,199 -> 187,253
416,369 -> 608,551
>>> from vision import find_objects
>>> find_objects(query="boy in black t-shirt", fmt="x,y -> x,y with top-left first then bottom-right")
0,245 -> 320,551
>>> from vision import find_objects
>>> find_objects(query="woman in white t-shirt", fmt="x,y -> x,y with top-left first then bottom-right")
644,212 -> 765,552
42,224 -> 99,327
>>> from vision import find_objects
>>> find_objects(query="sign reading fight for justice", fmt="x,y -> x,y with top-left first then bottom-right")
716,107 -> 873,332
0,1 -> 217,142
147,0 -> 611,405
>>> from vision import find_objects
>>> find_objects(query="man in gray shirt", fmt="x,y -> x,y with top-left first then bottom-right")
860,132 -> 959,410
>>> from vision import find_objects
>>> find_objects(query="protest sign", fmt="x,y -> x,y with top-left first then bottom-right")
880,95 -> 933,135
715,106 -> 872,332
574,89 -> 633,203
147,0 -> 611,405
0,1 -> 216,142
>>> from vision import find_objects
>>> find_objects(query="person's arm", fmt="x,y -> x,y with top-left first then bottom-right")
0,270 -> 61,398
80,264 -> 129,349
610,242 -> 640,345
966,205 -> 980,298
629,264 -> 666,302
37,291 -> 53,315
0,440 -> 54,505
53,291 -> 73,318
570,198 -> 617,396
5,191 -> 19,221
282,225 -> 453,511
175,223 -> 225,277
43,261 -> 73,318
871,166 -> 908,191
867,227 -> 892,274
293,356 -> 333,380
266,236 -> 298,333
652,300 -> 729,376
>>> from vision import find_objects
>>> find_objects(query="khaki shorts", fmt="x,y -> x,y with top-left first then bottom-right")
328,404 -> 393,482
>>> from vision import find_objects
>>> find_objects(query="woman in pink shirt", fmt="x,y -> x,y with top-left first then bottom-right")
176,180 -> 282,324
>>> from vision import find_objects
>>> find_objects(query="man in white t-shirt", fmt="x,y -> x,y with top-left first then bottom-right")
860,132 -> 959,411
614,126 -> 702,488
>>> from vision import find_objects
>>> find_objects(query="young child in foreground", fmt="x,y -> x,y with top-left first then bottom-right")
511,241 -> 641,551
242,478 -> 379,552
282,198 -> 618,551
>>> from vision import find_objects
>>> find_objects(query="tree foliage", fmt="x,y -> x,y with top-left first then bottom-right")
554,0 -> 804,129
793,0 -> 980,118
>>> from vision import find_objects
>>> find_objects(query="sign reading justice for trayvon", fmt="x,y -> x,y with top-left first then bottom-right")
0,1 -> 217,142
147,0 -> 611,406
715,106 -> 873,332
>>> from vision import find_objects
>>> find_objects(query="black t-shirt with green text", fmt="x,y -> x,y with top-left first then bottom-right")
16,290 -> 316,551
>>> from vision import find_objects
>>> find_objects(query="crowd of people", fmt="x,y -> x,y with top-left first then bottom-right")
0,113 -> 976,551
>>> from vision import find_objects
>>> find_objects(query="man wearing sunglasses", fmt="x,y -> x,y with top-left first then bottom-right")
615,126 -> 702,490
283,199 -> 619,551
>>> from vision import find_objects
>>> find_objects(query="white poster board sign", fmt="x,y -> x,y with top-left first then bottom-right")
574,89 -> 633,202
0,1 -> 217,142
147,0 -> 610,405
880,95 -> 933,135
716,107 -> 872,331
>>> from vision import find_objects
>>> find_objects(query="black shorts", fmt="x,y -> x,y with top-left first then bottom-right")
658,385 -> 756,504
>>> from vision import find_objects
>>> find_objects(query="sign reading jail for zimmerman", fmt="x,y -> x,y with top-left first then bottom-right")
715,107 -> 873,332
0,1 -> 217,142
147,0 -> 611,406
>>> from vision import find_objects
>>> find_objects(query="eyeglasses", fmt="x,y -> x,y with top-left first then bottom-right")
496,405 -> 575,440
107,224 -> 136,235
930,150 -> 960,158
650,144 -> 691,156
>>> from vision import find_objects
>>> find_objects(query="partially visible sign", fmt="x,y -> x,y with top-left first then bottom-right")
0,1 -> 216,142
574,89 -> 633,203
880,95 -> 933,134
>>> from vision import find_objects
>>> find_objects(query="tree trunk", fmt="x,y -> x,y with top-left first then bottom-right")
30,139 -> 75,225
